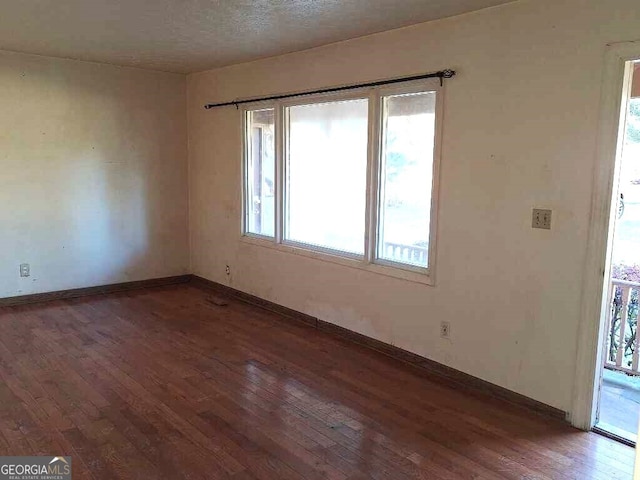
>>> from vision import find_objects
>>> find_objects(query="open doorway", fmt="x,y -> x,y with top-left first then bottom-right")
595,60 -> 640,444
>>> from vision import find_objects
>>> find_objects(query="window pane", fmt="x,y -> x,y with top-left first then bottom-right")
245,109 -> 275,237
285,99 -> 368,255
378,91 -> 436,268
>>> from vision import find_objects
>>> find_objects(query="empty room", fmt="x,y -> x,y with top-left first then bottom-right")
1,0 -> 640,478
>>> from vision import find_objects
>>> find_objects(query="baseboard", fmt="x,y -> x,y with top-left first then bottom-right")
0,275 -> 192,307
191,275 -> 318,326
191,275 -> 568,422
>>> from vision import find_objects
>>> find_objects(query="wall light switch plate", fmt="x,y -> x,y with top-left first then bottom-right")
532,209 -> 552,230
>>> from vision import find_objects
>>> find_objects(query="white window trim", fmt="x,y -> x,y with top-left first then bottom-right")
240,78 -> 444,286
241,105 -> 278,242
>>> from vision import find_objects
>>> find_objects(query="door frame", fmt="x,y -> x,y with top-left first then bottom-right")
572,40 -> 640,430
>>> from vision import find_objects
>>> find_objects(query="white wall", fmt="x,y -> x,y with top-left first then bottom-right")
187,0 -> 640,414
0,51 -> 189,297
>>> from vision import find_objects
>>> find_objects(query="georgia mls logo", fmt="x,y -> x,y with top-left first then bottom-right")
0,456 -> 72,480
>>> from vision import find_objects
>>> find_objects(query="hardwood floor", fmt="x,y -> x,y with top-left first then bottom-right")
0,284 -> 634,479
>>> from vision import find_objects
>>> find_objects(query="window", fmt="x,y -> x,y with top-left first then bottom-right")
286,99 -> 369,254
244,108 -> 275,237
377,91 -> 436,268
242,80 -> 441,282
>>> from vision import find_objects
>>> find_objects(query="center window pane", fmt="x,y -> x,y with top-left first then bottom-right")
285,98 -> 368,255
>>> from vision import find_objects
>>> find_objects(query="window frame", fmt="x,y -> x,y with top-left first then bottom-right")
281,89 -> 371,259
241,105 -> 278,240
240,78 -> 443,285
370,82 -> 442,276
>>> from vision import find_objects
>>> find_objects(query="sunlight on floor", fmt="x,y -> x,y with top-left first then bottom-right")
598,369 -> 640,443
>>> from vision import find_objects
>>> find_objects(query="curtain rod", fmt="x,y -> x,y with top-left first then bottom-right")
203,69 -> 456,110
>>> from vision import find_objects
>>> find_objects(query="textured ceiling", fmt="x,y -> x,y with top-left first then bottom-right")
0,0 -> 514,74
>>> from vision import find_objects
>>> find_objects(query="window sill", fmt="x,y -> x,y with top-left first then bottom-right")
240,235 -> 434,286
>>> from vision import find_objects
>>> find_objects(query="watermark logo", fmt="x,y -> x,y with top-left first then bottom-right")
0,456 -> 71,480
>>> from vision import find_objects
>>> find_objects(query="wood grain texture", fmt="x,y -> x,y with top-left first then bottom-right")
0,283 -> 633,479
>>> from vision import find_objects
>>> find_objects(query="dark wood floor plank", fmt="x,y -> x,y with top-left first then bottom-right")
0,284 -> 634,479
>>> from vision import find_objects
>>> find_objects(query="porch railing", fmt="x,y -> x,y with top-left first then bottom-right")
604,278 -> 640,375
382,242 -> 428,265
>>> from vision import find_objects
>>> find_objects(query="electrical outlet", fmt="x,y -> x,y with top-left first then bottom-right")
19,263 -> 30,277
440,321 -> 450,339
225,265 -> 231,275
532,208 -> 552,230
